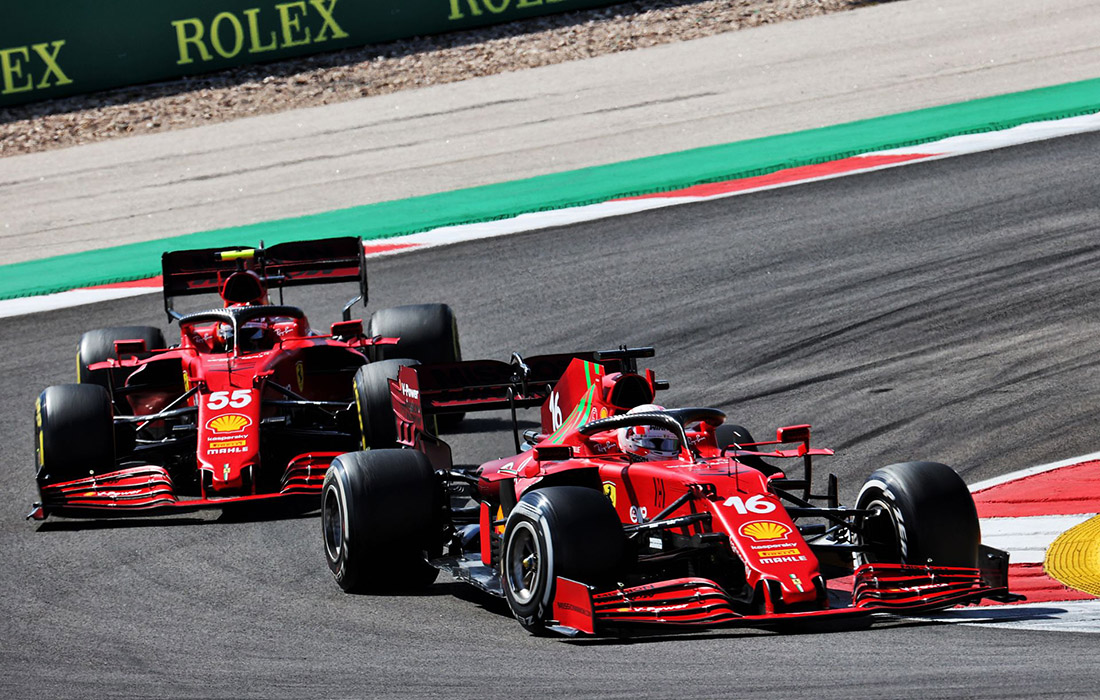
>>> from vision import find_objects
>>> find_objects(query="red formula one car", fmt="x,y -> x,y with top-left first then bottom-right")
322,347 -> 1017,635
30,237 -> 461,520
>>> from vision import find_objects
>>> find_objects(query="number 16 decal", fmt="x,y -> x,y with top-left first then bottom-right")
722,494 -> 776,514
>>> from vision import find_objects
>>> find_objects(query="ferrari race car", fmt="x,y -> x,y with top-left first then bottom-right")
321,347 -> 1018,635
30,237 -> 461,520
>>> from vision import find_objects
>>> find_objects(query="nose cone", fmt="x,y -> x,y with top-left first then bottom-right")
198,390 -> 261,495
204,460 -> 251,493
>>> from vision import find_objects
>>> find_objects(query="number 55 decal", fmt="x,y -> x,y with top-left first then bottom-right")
207,390 -> 252,409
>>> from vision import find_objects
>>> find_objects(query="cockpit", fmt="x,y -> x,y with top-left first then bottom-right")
180,305 -> 307,355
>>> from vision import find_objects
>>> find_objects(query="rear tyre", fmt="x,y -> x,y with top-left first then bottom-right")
35,384 -> 115,487
352,358 -> 419,449
368,304 -> 463,429
502,486 -> 625,634
77,326 -> 166,388
854,461 -> 979,568
321,449 -> 441,593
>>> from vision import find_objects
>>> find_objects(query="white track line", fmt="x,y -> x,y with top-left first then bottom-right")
927,599 -> 1100,634
981,514 -> 1097,564
970,450 -> 1100,492
5,112 -> 1100,320
0,285 -> 161,318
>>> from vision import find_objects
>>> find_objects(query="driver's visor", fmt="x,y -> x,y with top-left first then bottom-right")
635,437 -> 679,453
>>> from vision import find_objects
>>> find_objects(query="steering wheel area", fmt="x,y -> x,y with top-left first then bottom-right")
579,407 -> 725,436
578,407 -> 726,460
180,305 -> 305,355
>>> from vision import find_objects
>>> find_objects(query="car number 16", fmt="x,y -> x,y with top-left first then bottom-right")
722,494 -> 776,514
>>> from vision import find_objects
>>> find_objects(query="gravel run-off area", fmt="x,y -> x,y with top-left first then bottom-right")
0,0 -> 883,157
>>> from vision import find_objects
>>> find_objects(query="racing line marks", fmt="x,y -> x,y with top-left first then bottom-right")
7,110 -> 1100,631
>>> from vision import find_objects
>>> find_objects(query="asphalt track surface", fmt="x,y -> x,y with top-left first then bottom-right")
5,133 -> 1100,698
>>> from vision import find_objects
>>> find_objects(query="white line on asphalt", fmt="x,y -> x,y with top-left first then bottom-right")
5,113 -> 1100,321
980,514 -> 1097,564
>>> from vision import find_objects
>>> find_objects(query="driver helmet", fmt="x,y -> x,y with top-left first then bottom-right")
214,322 -> 234,351
617,404 -> 681,461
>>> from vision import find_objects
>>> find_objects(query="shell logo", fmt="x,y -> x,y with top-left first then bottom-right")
206,413 -> 252,434
739,521 -> 792,541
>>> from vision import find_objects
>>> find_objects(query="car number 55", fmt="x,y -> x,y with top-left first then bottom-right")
207,390 -> 252,409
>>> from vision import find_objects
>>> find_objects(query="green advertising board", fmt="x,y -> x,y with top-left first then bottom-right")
0,0 -> 626,107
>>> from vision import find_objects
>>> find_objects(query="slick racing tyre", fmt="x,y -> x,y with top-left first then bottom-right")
34,384 -> 115,487
367,304 -> 463,430
715,424 -> 782,477
77,326 -> 166,391
502,486 -> 625,634
854,461 -> 980,568
322,449 -> 441,593
352,358 -> 419,449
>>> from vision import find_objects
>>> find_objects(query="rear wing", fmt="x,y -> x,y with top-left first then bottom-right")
392,347 -> 667,454
161,236 -> 367,321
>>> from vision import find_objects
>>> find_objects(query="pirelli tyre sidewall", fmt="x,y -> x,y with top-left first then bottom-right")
502,486 -> 625,633
35,383 -> 115,488
322,449 -> 440,593
854,461 -> 980,569
352,358 -> 419,450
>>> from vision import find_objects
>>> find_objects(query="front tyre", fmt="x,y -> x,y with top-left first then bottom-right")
321,449 -> 440,593
35,384 -> 115,487
854,461 -> 979,568
77,326 -> 166,387
502,486 -> 625,634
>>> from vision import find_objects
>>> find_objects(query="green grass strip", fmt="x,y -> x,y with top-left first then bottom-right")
5,77 -> 1100,301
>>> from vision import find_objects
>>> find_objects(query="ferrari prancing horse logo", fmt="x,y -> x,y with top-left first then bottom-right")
602,481 -> 617,507
296,362 -> 305,392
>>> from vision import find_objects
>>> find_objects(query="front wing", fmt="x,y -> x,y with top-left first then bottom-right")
28,453 -> 336,520
550,564 -> 1013,635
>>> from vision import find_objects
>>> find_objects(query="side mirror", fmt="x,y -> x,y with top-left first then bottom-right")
331,319 -> 363,339
113,339 -> 148,358
534,445 -> 573,462
777,424 -> 810,444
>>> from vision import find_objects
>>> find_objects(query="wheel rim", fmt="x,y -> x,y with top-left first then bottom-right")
506,521 -> 541,606
861,497 -> 901,563
322,485 -> 344,563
